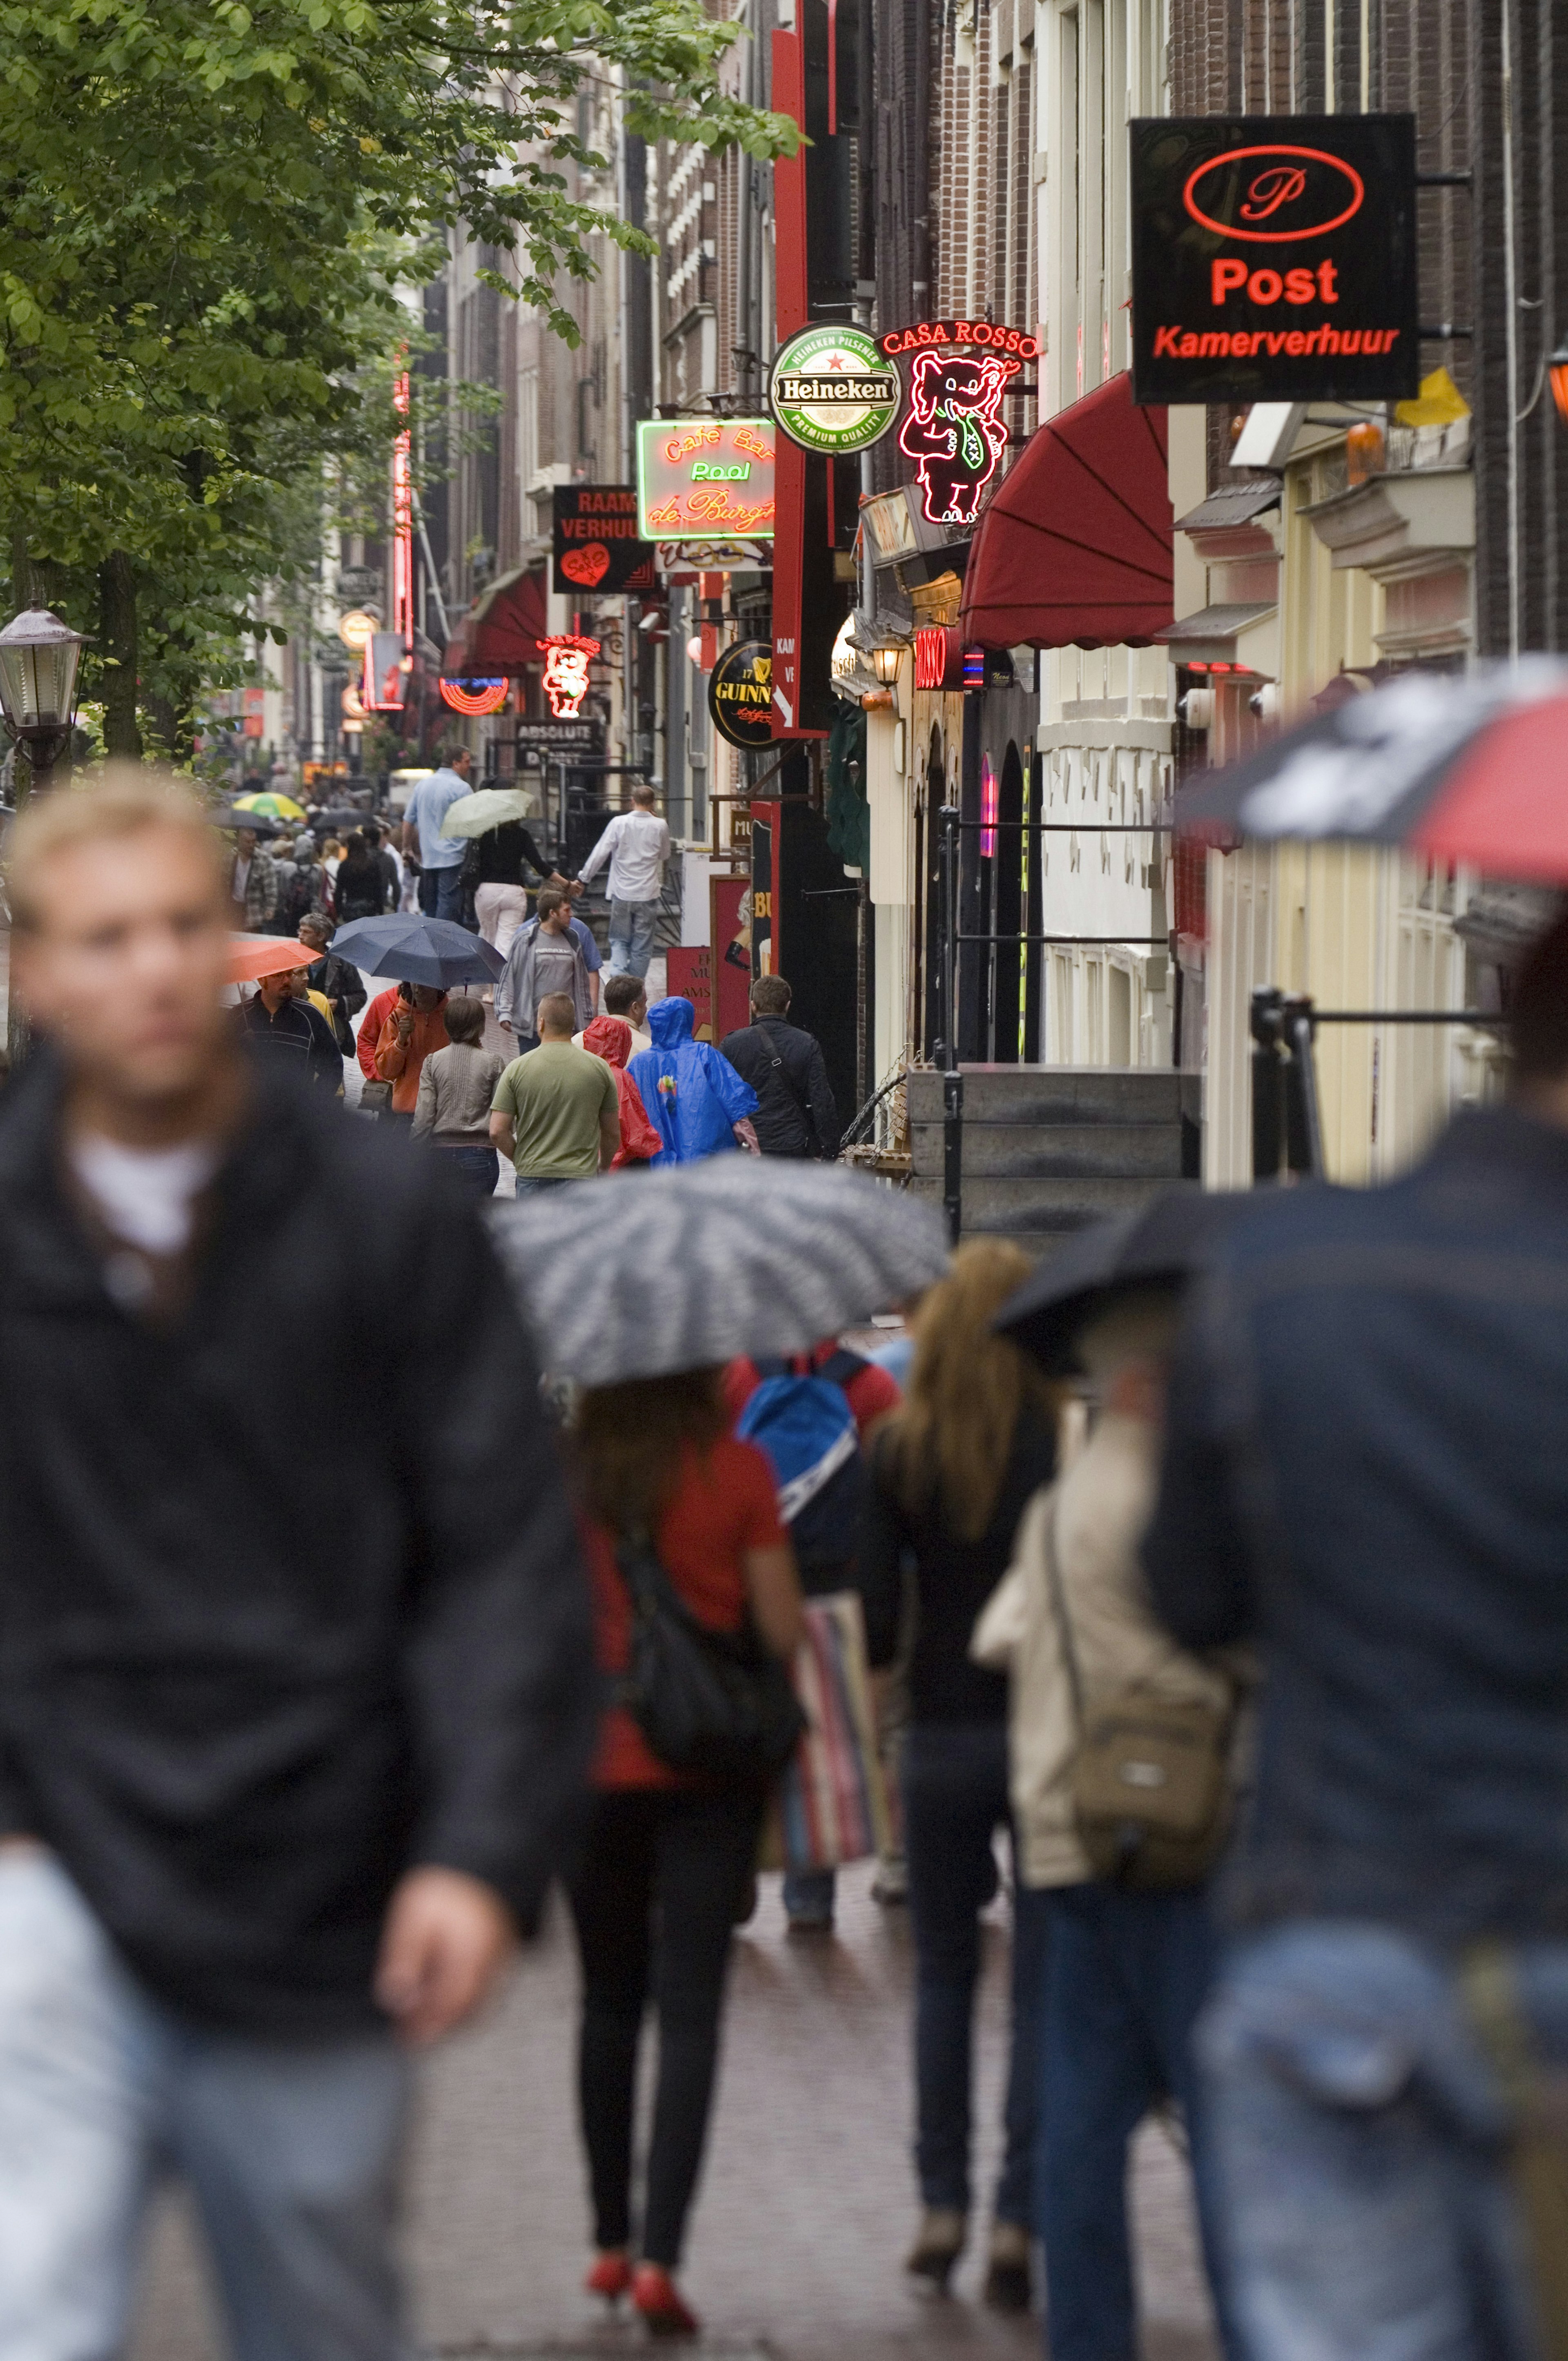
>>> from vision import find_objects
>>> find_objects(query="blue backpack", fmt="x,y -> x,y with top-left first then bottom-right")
735,1350 -> 870,1583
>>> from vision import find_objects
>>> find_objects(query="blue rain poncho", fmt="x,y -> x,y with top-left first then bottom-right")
628,995 -> 759,1164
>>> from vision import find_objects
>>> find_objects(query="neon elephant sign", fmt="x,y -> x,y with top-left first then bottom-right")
898,351 -> 1011,526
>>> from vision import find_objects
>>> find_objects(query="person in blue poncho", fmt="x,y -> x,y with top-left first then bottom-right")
629,995 -> 759,1164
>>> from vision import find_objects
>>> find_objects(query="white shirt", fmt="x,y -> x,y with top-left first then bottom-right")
231,855 -> 251,902
577,810 -> 670,904
70,1135 -> 222,1257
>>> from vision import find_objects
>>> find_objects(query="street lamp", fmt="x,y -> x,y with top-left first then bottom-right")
0,608 -> 84,790
870,643 -> 904,689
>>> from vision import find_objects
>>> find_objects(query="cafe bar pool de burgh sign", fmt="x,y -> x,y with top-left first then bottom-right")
1130,115 -> 1419,405
635,419 -> 775,541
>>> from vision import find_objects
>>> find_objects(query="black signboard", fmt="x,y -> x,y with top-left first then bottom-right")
551,486 -> 657,597
707,640 -> 775,751
515,716 -> 603,764
1131,115 -> 1419,405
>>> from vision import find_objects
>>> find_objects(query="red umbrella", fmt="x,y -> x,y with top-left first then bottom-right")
229,934 -> 313,983
1177,660 -> 1568,881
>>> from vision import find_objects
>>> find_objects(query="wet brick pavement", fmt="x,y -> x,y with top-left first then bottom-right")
131,1864 -> 1217,2361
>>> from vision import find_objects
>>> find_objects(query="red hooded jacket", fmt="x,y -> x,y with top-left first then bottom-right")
583,1016 -> 662,1167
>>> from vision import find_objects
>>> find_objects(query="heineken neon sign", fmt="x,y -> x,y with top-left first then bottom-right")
769,325 -> 899,455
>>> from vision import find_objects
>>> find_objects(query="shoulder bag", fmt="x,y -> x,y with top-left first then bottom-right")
1041,1497 -> 1234,1890
616,1532 -> 806,1784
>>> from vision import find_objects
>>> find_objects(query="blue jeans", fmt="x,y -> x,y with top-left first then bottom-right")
1038,1882 -> 1233,2361
0,1850 -> 412,2361
417,864 -> 465,923
1199,1920 -> 1568,2361
608,897 -> 659,978
438,1141 -> 500,1202
903,1721 -> 1043,2227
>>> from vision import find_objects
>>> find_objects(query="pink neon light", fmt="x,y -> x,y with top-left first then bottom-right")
539,634 -> 601,719
898,350 -> 1011,526
392,371 -> 413,650
980,753 -> 998,858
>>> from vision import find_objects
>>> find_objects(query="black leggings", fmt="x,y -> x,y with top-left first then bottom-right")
566,1785 -> 762,2267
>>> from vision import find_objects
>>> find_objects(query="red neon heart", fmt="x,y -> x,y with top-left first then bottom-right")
562,543 -> 612,587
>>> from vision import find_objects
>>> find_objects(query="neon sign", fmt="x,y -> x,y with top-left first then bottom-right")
439,678 -> 508,717
1182,145 -> 1366,243
980,753 -> 999,858
634,419 -> 776,541
898,351 -> 1011,526
879,320 -> 1040,364
539,634 -> 600,719
365,369 -> 415,711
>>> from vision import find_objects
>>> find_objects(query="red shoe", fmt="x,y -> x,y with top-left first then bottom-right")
632,2263 -> 700,2338
586,2251 -> 632,2304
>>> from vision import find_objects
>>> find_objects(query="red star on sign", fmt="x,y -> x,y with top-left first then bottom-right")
827,354 -> 846,369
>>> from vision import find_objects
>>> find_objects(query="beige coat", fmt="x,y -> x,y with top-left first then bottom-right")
972,1409 -> 1234,1890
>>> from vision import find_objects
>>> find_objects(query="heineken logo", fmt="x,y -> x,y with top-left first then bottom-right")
769,325 -> 899,455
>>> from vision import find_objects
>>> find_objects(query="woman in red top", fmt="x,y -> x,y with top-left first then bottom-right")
571,1367 -> 803,2337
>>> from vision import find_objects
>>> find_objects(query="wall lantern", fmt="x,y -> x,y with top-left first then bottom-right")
0,608 -> 85,785
870,644 -> 904,688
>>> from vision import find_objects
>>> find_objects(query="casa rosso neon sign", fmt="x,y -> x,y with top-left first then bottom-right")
537,634 -> 600,719
878,322 -> 1036,528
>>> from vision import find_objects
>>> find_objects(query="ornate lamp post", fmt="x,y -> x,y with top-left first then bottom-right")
0,608 -> 84,795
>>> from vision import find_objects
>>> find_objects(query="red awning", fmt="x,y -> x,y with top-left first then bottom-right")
959,374 -> 1173,651
444,565 -> 549,677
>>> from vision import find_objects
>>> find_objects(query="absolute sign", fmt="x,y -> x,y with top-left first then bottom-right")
551,486 -> 656,596
877,321 -> 1039,527
1130,114 -> 1419,404
769,325 -> 899,454
635,419 -> 775,541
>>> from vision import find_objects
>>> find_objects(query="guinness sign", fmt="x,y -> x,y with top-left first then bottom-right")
707,639 -> 775,751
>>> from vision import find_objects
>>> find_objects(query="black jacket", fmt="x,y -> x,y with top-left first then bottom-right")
719,1016 -> 840,1158
472,821 -> 550,889
237,991 -> 343,1089
1146,1106 -> 1568,1943
0,1055 -> 595,2031
305,951 -> 367,1057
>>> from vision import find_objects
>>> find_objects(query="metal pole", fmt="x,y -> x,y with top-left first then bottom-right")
938,803 -> 963,1246
1287,1006 -> 1326,1179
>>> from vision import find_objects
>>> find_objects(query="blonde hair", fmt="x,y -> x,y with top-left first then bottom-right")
878,1240 -> 1056,1541
7,768 -> 222,934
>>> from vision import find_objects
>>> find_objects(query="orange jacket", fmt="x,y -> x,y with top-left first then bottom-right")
372,1000 -> 450,1113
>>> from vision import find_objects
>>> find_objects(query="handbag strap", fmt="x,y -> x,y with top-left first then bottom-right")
1039,1493 -> 1086,1733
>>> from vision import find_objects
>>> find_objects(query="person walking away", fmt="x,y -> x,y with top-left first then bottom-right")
570,782 -> 670,980
366,983 -> 450,1123
238,961 -> 344,1090
489,992 -> 619,1194
278,835 -> 329,936
581,1014 -> 662,1168
973,1290 -> 1241,2358
361,822 -> 401,915
334,831 -> 389,925
227,824 -> 277,933
495,887 -> 595,1050
577,972 -> 650,1058
858,1243 -> 1057,2311
412,995 -> 506,1203
719,976 -> 840,1160
628,996 -> 758,1166
1143,906 -> 1568,2361
568,1365 -> 804,2334
471,814 -> 566,963
401,747 -> 474,923
297,911 -> 366,1060
0,773 -> 595,2361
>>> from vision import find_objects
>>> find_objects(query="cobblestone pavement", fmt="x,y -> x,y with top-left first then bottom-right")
131,1865 -> 1218,2361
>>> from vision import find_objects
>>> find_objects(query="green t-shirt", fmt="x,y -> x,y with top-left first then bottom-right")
492,1042 -> 618,1179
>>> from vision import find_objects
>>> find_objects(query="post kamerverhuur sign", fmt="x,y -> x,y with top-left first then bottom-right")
1130,115 -> 1419,405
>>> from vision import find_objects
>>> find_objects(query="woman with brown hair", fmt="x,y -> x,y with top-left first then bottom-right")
861,1241 -> 1058,2311
569,1368 -> 803,2337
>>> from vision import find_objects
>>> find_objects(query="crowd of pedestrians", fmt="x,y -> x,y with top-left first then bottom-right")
5,762 -> 1568,2361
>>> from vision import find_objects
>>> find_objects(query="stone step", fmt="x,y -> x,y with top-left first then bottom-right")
909,1120 -> 1185,1182
905,1065 -> 1186,1127
909,1172 -> 1172,1235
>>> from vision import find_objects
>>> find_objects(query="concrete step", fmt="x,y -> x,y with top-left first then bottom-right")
905,1065 -> 1185,1128
909,1172 -> 1172,1236
909,1120 -> 1185,1182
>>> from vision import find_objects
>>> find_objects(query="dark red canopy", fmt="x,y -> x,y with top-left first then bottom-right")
959,374 -> 1173,652
444,565 -> 549,677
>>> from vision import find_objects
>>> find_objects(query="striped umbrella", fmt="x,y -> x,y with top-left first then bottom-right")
491,1157 -> 950,1387
1176,658 -> 1568,879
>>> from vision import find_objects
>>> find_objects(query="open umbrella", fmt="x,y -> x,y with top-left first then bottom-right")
1176,659 -> 1568,881
993,1186 -> 1245,1374
211,806 -> 281,836
229,933 -> 313,984
234,790 -> 307,824
328,913 -> 503,987
440,787 -> 536,840
491,1157 -> 951,1387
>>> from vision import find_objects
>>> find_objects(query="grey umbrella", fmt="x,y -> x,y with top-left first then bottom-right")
993,1185 -> 1247,1374
490,1158 -> 951,1386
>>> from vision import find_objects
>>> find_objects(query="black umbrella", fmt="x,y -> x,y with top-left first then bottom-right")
315,806 -> 380,831
328,913 -> 503,988
993,1186 -> 1245,1374
211,806 -> 282,836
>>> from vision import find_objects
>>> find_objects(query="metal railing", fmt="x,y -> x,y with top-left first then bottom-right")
1250,988 -> 1506,1184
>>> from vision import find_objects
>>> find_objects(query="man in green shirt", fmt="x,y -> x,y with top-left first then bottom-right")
490,991 -> 619,1191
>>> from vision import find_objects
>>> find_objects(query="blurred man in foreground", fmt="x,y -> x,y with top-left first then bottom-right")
1145,908 -> 1568,2361
0,775 -> 595,2361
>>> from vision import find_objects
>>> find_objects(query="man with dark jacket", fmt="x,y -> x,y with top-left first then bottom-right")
1143,907 -> 1568,2361
298,908 -> 367,1057
0,775 -> 595,2361
720,974 -> 840,1158
237,959 -> 344,1088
